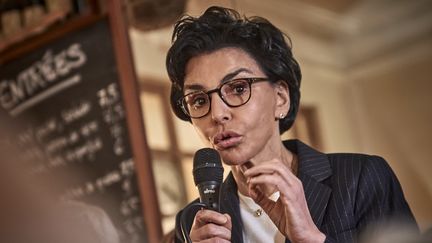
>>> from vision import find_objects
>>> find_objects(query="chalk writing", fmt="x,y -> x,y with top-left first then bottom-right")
61,101 -> 91,124
0,19 -> 148,242
64,137 -> 103,162
0,43 -> 87,111
61,158 -> 135,200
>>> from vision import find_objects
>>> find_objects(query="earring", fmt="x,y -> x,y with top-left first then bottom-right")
279,113 -> 285,119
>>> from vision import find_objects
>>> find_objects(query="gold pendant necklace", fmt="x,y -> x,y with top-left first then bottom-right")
239,193 -> 263,217
254,208 -> 263,217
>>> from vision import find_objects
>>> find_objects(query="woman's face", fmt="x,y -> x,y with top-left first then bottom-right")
184,47 -> 289,166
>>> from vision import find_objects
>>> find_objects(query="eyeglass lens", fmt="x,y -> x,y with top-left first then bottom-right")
182,79 -> 252,118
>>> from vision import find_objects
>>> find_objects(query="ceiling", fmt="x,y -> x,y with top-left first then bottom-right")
128,0 -> 432,79
300,0 -> 360,13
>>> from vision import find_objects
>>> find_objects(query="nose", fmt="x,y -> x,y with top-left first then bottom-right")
210,93 -> 231,123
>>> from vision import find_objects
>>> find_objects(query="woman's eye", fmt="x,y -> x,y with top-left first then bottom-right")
229,82 -> 248,95
191,95 -> 207,107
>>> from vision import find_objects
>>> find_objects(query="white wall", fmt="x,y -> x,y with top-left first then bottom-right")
346,37 -> 432,229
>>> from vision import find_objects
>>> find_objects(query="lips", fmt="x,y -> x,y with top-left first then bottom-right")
213,131 -> 242,150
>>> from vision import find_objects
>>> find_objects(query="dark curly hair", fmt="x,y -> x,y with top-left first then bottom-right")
166,6 -> 302,133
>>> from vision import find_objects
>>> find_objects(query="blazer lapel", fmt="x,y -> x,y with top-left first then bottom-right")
284,140 -> 332,227
221,173 -> 244,243
298,173 -> 332,227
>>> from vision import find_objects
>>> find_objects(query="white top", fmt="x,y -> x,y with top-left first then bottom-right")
238,191 -> 285,243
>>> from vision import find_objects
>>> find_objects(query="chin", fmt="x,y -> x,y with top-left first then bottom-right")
217,147 -> 251,166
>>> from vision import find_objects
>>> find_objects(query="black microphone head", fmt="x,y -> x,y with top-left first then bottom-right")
193,148 -> 223,186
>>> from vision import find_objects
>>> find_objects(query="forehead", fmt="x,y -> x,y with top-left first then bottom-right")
184,47 -> 264,89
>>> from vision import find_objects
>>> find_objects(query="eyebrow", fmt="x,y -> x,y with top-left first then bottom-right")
184,68 -> 253,91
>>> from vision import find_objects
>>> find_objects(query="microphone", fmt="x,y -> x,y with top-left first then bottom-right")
193,148 -> 224,212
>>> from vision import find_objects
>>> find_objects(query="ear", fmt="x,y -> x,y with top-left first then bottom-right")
274,80 -> 290,119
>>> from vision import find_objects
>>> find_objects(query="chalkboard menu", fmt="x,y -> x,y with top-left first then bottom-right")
0,15 -> 159,243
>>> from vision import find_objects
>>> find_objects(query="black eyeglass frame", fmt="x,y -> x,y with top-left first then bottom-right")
177,77 -> 269,119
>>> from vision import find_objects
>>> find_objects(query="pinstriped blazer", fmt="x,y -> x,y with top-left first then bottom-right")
174,140 -> 418,242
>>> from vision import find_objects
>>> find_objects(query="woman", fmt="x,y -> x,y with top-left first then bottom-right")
166,6 -> 417,243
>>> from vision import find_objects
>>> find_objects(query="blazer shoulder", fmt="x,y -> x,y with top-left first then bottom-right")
326,152 -> 386,162
326,153 -> 391,172
324,153 -> 397,193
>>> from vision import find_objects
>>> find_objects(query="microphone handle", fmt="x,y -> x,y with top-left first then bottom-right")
197,181 -> 221,212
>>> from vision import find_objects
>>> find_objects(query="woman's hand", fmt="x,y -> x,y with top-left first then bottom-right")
189,209 -> 232,243
243,159 -> 326,243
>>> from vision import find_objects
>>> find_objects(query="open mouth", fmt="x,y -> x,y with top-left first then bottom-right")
213,131 -> 242,150
221,133 -> 233,141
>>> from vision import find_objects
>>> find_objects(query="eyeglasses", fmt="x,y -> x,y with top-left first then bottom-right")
178,77 -> 269,119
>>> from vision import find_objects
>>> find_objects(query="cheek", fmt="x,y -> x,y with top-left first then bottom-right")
241,96 -> 278,141
247,97 -> 276,127
191,120 -> 212,145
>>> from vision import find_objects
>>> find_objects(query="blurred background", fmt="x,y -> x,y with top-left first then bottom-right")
1,0 -> 431,240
